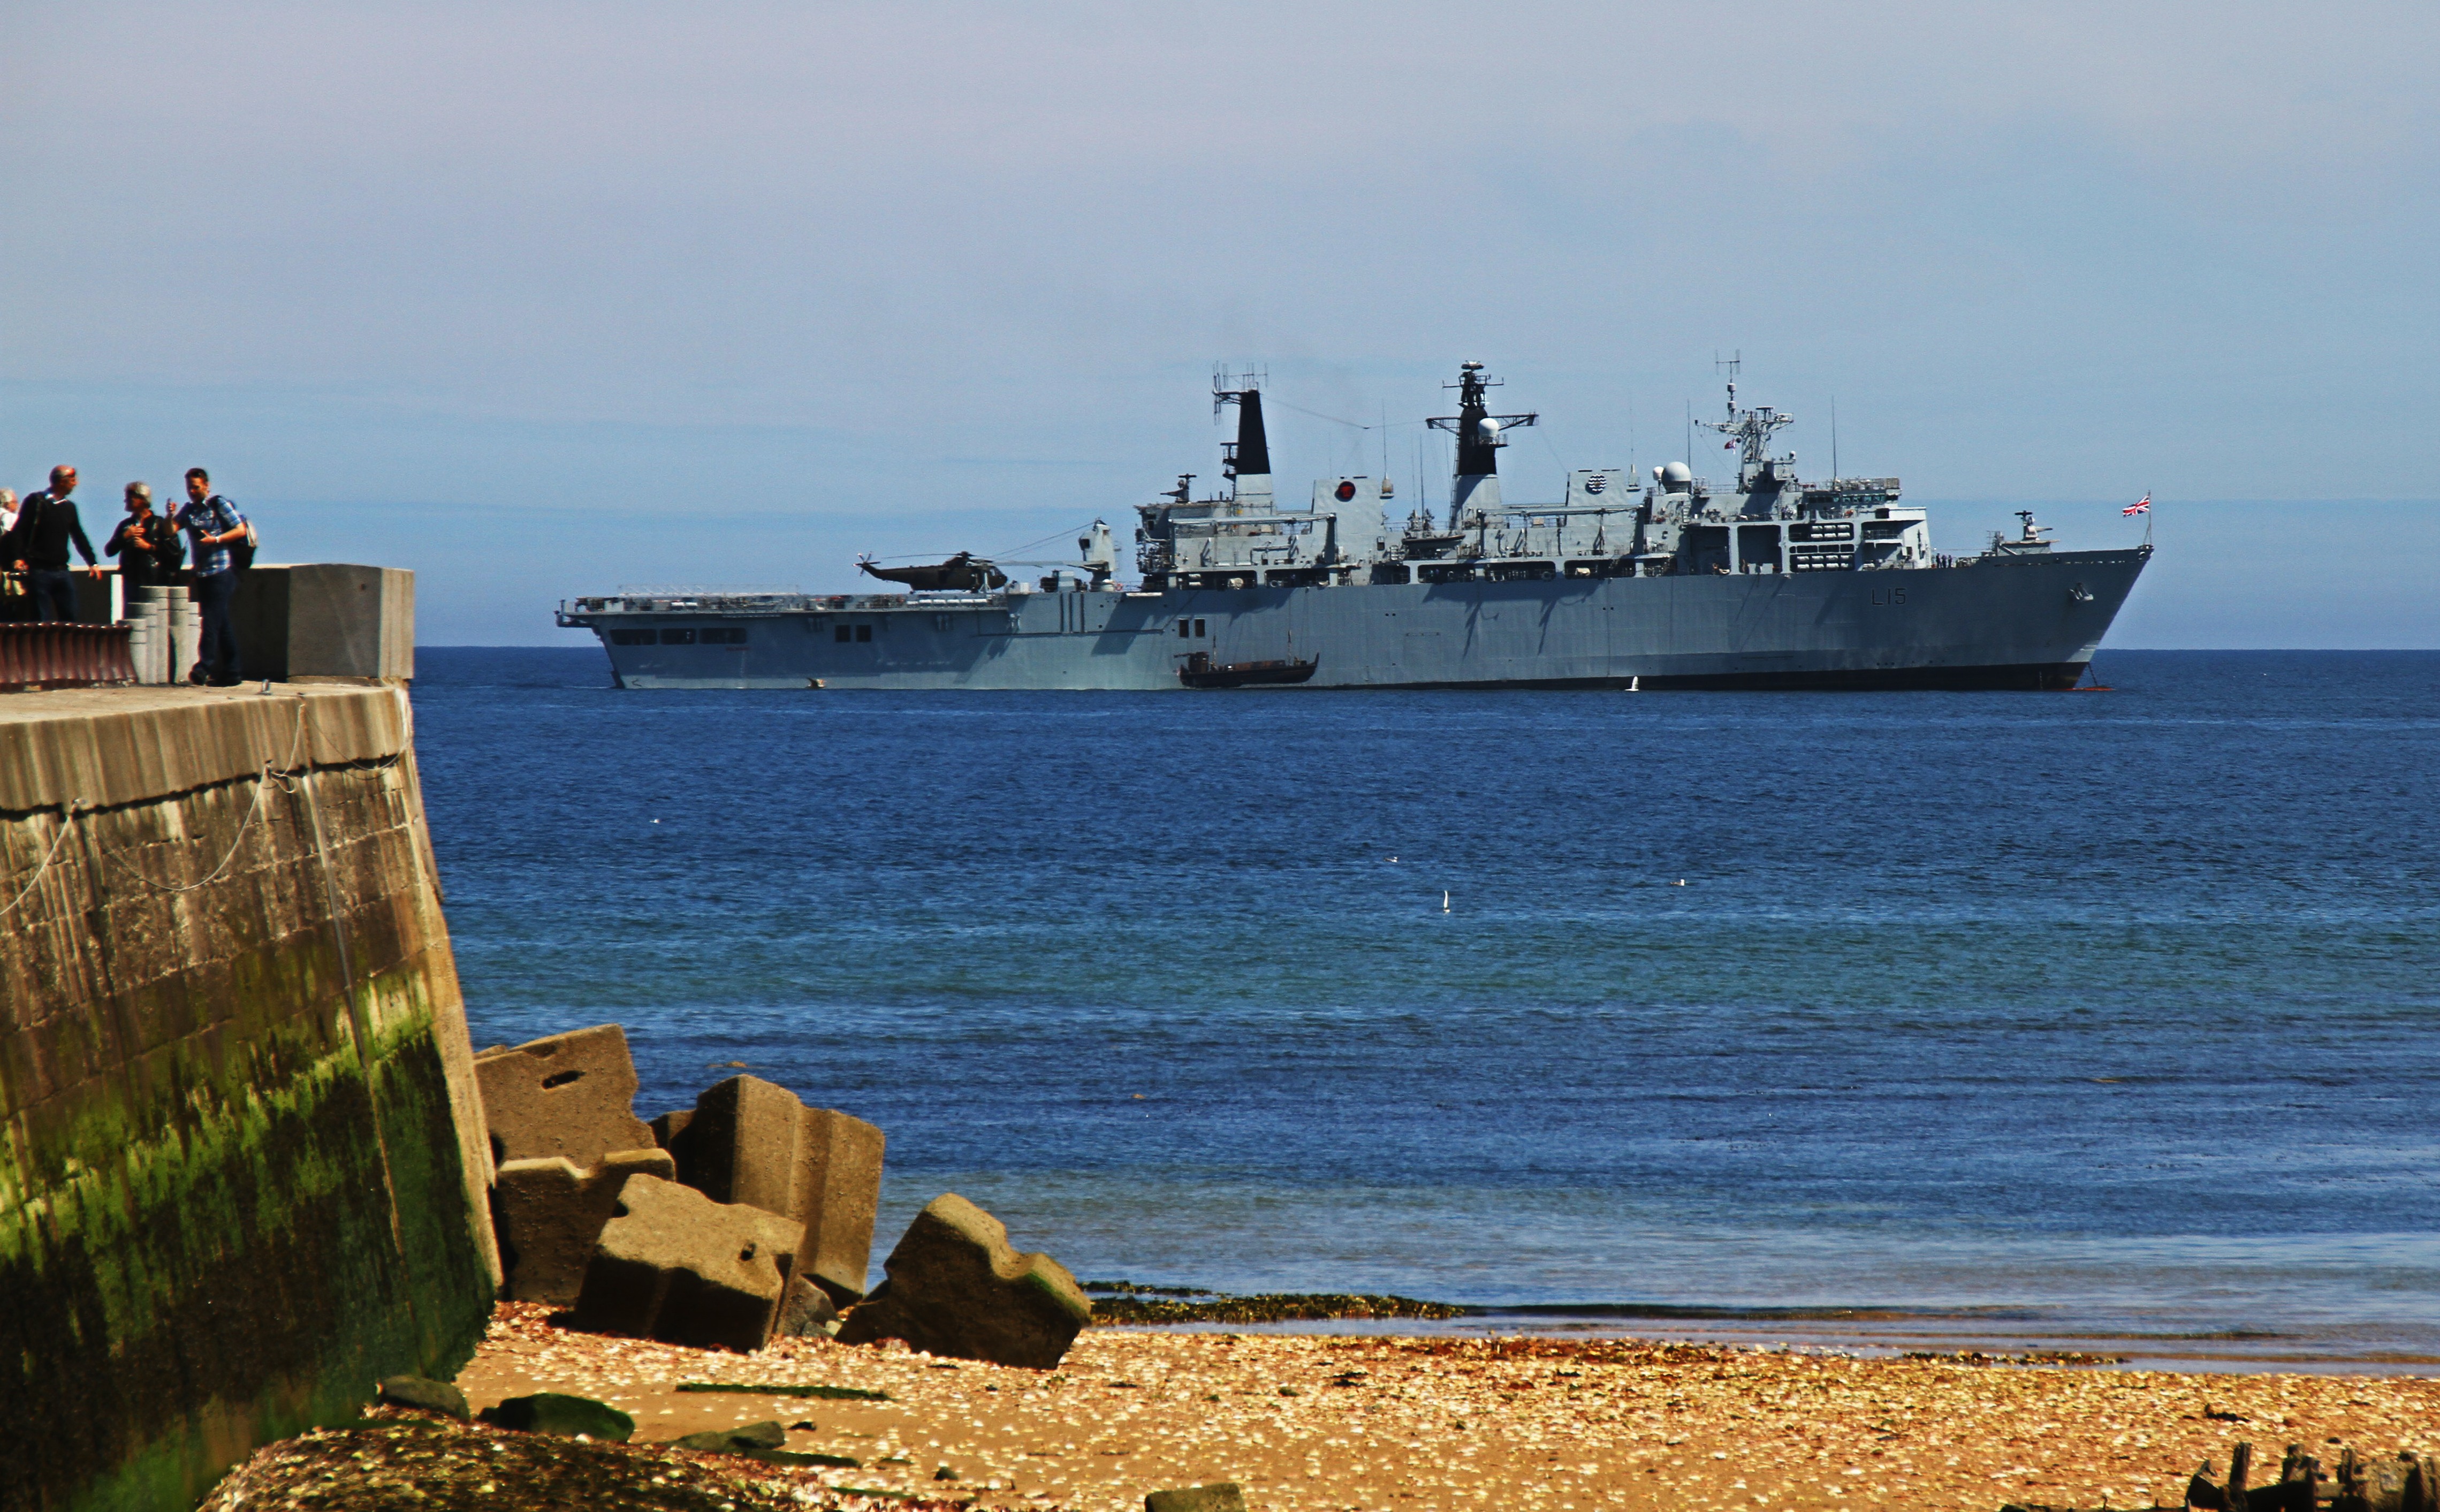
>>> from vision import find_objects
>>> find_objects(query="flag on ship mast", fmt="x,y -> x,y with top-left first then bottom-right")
2123,494 -> 2151,516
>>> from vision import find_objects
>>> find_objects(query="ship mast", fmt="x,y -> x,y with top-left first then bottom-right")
1426,361 -> 1537,535
1695,353 -> 1795,491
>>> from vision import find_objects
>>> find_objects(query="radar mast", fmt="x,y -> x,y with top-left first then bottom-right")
1696,352 -> 1796,490
1426,362 -> 1538,531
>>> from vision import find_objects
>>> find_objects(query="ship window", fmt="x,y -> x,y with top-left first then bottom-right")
834,625 -> 852,642
659,628 -> 696,645
607,629 -> 654,645
701,627 -> 747,644
856,625 -> 873,643
1178,620 -> 1190,638
1193,619 -> 1206,637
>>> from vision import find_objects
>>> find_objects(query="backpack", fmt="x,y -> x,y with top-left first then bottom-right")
224,499 -> 257,572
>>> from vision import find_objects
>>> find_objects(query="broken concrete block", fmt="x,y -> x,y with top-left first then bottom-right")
376,1376 -> 469,1419
1146,1486 -> 1246,1512
774,1273 -> 840,1338
650,1107 -> 695,1168
480,1392 -> 635,1441
491,1148 -> 675,1303
833,1193 -> 1091,1369
682,1075 -> 884,1304
570,1174 -> 803,1352
474,1024 -> 656,1169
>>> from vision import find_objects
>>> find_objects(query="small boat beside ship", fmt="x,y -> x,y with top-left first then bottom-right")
1176,652 -> 1318,689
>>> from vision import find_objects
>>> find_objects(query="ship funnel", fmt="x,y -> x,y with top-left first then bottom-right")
1213,370 -> 1274,508
1230,389 -> 1272,478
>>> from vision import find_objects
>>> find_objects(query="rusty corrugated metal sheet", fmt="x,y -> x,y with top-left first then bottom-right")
0,622 -> 138,692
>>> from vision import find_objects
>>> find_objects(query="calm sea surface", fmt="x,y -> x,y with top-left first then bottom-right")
415,649 -> 2440,1370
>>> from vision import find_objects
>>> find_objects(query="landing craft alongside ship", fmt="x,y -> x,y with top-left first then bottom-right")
558,363 -> 2151,690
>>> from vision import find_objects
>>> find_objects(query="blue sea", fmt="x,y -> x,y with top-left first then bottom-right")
415,649 -> 2440,1371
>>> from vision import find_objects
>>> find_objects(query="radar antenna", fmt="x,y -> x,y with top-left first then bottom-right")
1425,361 -> 1540,443
1695,351 -> 1796,487
1426,361 -> 1540,530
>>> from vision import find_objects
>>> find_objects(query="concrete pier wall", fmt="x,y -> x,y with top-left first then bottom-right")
0,685 -> 497,1512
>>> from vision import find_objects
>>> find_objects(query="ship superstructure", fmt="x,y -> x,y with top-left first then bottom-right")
558,363 -> 2149,690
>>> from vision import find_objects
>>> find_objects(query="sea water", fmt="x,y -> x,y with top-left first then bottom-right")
416,649 -> 2440,1369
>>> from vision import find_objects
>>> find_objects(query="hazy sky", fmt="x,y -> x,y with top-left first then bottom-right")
6,1 -> 2436,644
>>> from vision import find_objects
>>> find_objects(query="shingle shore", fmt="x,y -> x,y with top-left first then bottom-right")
447,1303 -> 2439,1511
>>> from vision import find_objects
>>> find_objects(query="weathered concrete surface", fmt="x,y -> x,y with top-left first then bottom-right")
836,1194 -> 1090,1369
0,683 -> 497,1512
571,1174 -> 801,1353
233,564 -> 416,682
475,1025 -> 657,1169
680,1074 -> 884,1304
491,1148 -> 674,1304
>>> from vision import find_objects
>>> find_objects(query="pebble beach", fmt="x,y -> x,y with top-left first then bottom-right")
441,1304 -> 2440,1511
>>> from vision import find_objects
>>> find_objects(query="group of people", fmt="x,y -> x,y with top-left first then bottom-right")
0,465 -> 252,685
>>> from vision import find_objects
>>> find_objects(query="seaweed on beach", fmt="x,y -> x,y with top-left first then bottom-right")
676,1381 -> 893,1401
1087,1291 -> 1476,1325
1080,1280 -> 1216,1297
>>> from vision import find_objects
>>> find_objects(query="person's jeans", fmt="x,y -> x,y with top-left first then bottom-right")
192,569 -> 242,683
26,569 -> 81,621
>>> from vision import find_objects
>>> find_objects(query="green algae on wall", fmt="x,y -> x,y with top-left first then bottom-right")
0,691 -> 497,1512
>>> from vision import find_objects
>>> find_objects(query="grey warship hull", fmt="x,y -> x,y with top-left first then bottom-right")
565,545 -> 2146,692
563,362 -> 2153,690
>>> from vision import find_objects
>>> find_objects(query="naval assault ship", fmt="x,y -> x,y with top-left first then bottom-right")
558,364 -> 2149,689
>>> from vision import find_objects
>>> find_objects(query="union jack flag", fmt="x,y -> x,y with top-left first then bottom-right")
2123,494 -> 2151,516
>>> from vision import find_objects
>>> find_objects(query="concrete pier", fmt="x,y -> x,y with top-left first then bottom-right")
0,683 -> 496,1512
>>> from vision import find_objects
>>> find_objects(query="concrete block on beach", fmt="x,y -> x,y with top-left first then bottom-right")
681,1074 -> 885,1304
651,1107 -> 696,1166
491,1148 -> 675,1303
475,1024 -> 657,1170
834,1192 -> 1091,1369
570,1174 -> 802,1351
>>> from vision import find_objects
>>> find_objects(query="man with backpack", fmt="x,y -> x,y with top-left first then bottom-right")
5,466 -> 104,622
173,467 -> 250,686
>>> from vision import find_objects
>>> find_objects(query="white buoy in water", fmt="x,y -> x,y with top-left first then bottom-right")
1442,890 -> 1451,913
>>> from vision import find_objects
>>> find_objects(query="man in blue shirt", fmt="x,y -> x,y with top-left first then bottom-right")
173,467 -> 249,686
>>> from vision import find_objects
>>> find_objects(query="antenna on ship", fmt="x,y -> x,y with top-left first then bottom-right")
1697,351 -> 1796,490
1428,361 -> 1537,529
1830,396 -> 1838,483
